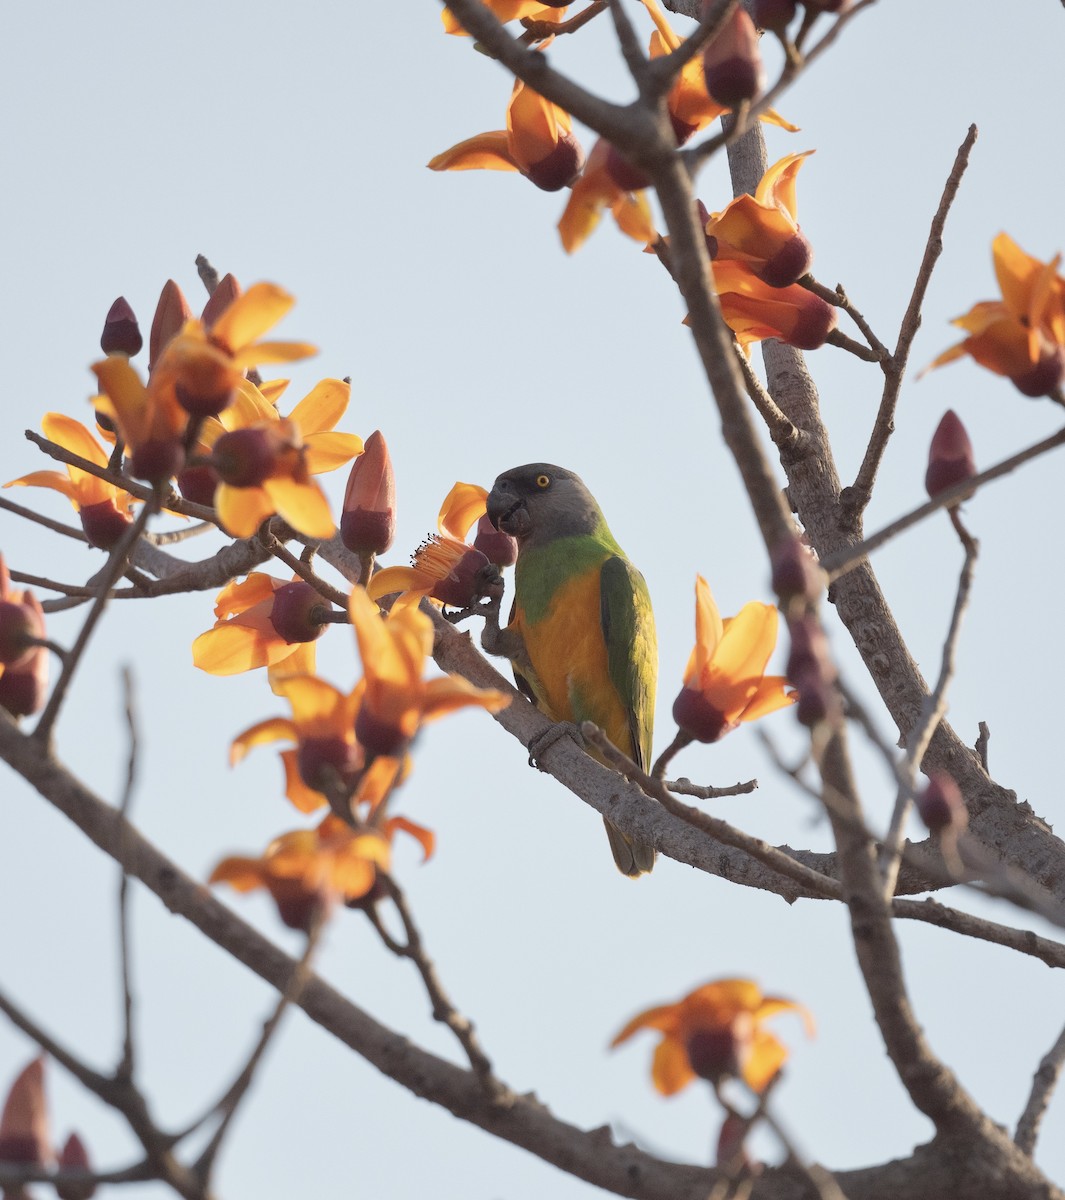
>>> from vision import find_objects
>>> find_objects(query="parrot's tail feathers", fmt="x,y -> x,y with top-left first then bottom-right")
603,817 -> 656,877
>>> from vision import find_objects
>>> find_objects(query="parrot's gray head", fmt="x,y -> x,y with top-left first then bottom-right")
486,464 -> 602,547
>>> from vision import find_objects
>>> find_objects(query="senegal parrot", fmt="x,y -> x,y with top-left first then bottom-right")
485,463 -> 658,877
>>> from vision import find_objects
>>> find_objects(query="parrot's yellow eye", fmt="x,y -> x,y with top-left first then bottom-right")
536,474 -> 550,489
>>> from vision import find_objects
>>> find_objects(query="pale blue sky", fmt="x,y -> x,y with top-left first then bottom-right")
2,2 -> 1064,1196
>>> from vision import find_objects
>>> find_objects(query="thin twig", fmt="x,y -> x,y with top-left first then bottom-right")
880,522 -> 978,896
33,500 -> 156,747
519,0 -> 607,41
1015,1021 -> 1065,1155
0,493 -> 87,541
116,666 -> 139,1081
667,776 -> 759,800
263,532 -> 350,609
193,918 -> 324,1181
822,423 -> 1065,580
376,871 -> 504,1097
583,723 -> 841,899
846,124 -> 978,515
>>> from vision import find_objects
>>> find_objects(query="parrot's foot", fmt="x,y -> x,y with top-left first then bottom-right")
526,721 -> 584,770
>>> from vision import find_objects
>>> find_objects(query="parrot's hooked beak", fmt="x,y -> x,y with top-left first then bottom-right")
486,481 -> 531,538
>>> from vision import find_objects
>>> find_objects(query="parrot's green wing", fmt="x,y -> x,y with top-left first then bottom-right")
599,556 -> 658,876
599,555 -> 657,770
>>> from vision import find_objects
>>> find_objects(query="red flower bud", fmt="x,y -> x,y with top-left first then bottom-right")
269,876 -> 331,933
472,513 -> 517,567
213,427 -> 283,488
0,1057 -> 50,1168
0,644 -> 49,718
757,231 -> 813,288
752,0 -> 797,32
1010,344 -> 1065,398
702,6 -> 765,106
430,545 -> 500,608
79,500 -> 135,550
526,131 -> 586,192
771,535 -> 822,604
129,436 -> 186,484
341,431 -> 396,555
686,1022 -> 748,1084
56,1132 -> 95,1200
268,581 -> 328,645
355,704 -> 409,759
0,593 -> 44,667
149,280 -> 192,372
605,142 -> 650,192
173,348 -> 238,418
201,273 -> 242,330
100,297 -> 142,357
925,410 -> 976,501
672,685 -> 733,743
177,464 -> 220,508
917,771 -> 968,834
296,735 -> 362,795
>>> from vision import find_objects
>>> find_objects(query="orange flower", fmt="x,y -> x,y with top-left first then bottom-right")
558,137 -> 657,254
6,413 -> 138,549
706,151 -> 815,287
710,259 -> 836,349
368,482 -> 504,610
349,584 -> 511,757
672,576 -> 794,743
210,814 -> 393,931
612,978 -> 813,1094
429,51 -> 584,193
641,0 -> 798,143
441,1 -> 567,35
230,674 -> 407,815
926,233 -> 1065,397
198,376 -> 362,539
192,573 -> 327,682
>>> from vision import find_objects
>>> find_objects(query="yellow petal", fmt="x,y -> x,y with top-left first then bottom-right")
209,856 -> 268,891
289,378 -> 351,435
304,431 -> 364,474
428,132 -> 520,173
652,1037 -> 696,1096
5,470 -> 79,501
507,80 -> 560,170
230,717 -> 299,765
216,484 -> 277,538
420,676 -> 511,723
233,340 -> 317,370
214,573 -> 278,618
210,282 -> 294,354
754,150 -> 814,219
281,749 -> 329,814
438,481 -> 489,540
192,624 -> 274,675
90,358 -> 152,446
42,413 -> 109,467
262,476 -> 335,540
273,675 -> 349,734
366,565 -> 424,601
611,190 -> 657,244
738,676 -> 796,723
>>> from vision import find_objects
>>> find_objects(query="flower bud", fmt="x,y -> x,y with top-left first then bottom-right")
0,1058 -> 50,1168
213,427 -> 282,488
79,500 -> 135,550
296,735 -> 361,795
149,280 -> 192,372
605,142 -> 650,192
172,342 -> 240,418
177,464 -> 220,508
56,1132 -> 95,1200
786,611 -> 835,686
201,273 -> 242,329
268,876 -> 331,933
129,437 -> 186,484
341,431 -> 396,555
917,771 -> 968,834
757,230 -> 813,288
355,704 -> 409,759
268,581 -> 328,645
752,0 -> 797,32
100,297 -> 142,357
925,410 -> 976,501
686,1016 -> 751,1084
1010,343 -> 1065,399
472,513 -> 518,567
672,685 -> 732,743
430,545 -> 500,608
526,131 -> 585,192
0,592 -> 44,667
0,644 -> 49,718
702,6 -> 765,106
771,535 -> 822,604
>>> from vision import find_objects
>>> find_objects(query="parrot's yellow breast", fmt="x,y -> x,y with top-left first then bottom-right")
513,566 -> 633,757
